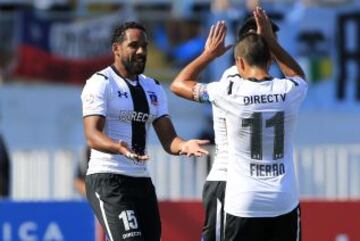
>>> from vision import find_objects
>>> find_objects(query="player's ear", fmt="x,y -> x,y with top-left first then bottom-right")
112,42 -> 121,56
236,57 -> 245,71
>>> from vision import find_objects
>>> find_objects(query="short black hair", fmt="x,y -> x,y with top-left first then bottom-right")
237,16 -> 279,40
111,21 -> 147,44
234,32 -> 271,68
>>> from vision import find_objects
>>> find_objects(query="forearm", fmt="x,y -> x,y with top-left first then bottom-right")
170,52 -> 215,100
85,130 -> 122,154
168,136 -> 186,155
267,38 -> 305,78
154,116 -> 185,155
157,130 -> 185,155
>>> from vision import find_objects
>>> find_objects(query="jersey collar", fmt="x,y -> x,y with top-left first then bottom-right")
247,76 -> 273,83
111,65 -> 139,85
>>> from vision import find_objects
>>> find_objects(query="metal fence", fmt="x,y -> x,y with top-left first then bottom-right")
10,144 -> 360,201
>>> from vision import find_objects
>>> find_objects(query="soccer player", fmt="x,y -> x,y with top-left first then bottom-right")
170,7 -> 307,241
169,15 -> 280,241
221,16 -> 280,84
81,21 -> 209,241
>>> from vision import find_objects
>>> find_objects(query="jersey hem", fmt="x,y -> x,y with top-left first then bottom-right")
225,201 -> 299,218
152,114 -> 170,124
86,169 -> 151,178
83,113 -> 106,118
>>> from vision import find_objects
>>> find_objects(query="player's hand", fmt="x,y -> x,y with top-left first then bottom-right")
253,6 -> 276,41
204,21 -> 232,59
118,140 -> 150,162
179,139 -> 210,157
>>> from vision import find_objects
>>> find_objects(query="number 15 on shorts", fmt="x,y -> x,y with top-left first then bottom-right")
119,210 -> 139,231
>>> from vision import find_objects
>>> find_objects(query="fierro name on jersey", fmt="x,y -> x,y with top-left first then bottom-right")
119,110 -> 156,123
250,163 -> 285,177
244,93 -> 286,105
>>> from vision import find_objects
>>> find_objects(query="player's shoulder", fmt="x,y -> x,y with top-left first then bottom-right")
280,76 -> 308,88
87,67 -> 112,85
221,65 -> 240,81
207,79 -> 234,97
139,74 -> 164,94
139,74 -> 161,86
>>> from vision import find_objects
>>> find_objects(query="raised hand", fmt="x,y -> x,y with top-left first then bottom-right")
179,139 -> 210,157
253,6 -> 276,41
204,21 -> 233,59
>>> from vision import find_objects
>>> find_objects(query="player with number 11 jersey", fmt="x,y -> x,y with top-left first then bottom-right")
206,74 -> 307,217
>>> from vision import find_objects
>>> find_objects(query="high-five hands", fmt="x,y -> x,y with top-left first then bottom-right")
253,6 -> 276,41
204,21 -> 233,59
179,139 -> 210,157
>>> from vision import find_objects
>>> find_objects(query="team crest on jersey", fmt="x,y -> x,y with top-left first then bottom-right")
84,94 -> 94,104
147,91 -> 158,106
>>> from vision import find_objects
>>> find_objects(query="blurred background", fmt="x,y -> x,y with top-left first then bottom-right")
0,0 -> 359,240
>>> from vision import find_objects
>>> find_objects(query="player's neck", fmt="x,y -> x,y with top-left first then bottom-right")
242,68 -> 270,81
112,62 -> 137,81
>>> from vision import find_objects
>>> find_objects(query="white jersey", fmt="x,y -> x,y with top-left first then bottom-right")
81,66 -> 168,177
206,66 -> 238,181
206,87 -> 228,181
206,75 -> 308,217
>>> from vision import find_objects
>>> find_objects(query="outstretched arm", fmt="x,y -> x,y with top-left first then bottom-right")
254,7 -> 305,79
170,21 -> 232,101
153,116 -> 209,157
84,115 -> 149,161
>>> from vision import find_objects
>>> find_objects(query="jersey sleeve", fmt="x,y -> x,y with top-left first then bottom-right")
81,75 -> 109,117
155,85 -> 169,119
220,65 -> 239,81
286,76 -> 308,98
207,81 -> 228,104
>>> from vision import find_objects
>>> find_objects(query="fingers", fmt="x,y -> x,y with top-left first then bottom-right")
253,6 -> 274,38
208,24 -> 215,39
204,20 -> 229,57
206,24 -> 215,47
125,151 -> 150,162
179,139 -> 210,157
136,154 -> 150,161
197,148 -> 209,156
186,148 -> 209,157
209,21 -> 226,41
213,21 -> 222,39
125,151 -> 137,160
195,139 -> 210,145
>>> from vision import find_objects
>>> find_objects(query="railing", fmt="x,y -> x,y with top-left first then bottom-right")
10,144 -> 360,200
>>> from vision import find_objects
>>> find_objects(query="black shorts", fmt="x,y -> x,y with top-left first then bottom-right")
85,173 -> 161,241
202,181 -> 226,241
224,205 -> 301,241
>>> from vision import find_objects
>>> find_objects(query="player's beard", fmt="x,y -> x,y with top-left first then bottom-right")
122,55 -> 146,75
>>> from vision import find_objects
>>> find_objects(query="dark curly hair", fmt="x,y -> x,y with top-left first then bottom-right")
111,21 -> 147,44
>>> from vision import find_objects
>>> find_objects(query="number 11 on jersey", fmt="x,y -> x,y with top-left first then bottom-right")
242,111 -> 284,160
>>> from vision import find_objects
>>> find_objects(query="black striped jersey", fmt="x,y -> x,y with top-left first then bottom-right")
205,74 -> 308,217
81,66 -> 168,177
